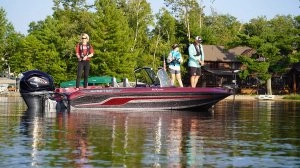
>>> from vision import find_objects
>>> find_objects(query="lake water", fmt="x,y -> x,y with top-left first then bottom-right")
0,96 -> 299,167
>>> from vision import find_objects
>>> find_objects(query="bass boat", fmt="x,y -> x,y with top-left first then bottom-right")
19,67 -> 231,112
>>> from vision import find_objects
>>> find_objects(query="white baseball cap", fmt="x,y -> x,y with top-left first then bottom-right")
195,36 -> 202,42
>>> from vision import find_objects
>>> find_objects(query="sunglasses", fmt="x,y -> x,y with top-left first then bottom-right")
82,37 -> 87,39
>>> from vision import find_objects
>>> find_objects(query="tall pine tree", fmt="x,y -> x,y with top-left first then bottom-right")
93,0 -> 138,80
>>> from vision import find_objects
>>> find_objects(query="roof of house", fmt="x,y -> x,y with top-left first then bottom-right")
203,45 -> 255,62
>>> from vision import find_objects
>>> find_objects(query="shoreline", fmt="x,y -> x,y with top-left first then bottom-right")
225,95 -> 285,100
0,92 -> 21,97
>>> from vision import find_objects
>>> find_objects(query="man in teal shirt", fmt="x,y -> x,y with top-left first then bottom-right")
188,36 -> 205,88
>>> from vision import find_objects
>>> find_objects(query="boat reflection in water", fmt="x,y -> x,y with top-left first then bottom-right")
19,107 -> 214,167
20,108 -> 46,167
58,110 -> 213,167
12,99 -> 300,167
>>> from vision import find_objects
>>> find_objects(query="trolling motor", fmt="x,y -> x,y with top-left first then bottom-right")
19,70 -> 56,112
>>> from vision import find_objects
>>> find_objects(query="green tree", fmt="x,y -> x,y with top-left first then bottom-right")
0,7 -> 10,60
0,7 -> 24,78
164,0 -> 204,41
203,14 -> 242,46
2,0 -> 299,90
120,0 -> 158,69
148,8 -> 177,69
93,0 -> 138,80
236,15 -> 300,94
124,0 -> 153,51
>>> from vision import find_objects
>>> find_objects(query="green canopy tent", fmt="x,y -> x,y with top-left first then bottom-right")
60,80 -> 83,88
88,76 -> 121,85
59,76 -> 120,88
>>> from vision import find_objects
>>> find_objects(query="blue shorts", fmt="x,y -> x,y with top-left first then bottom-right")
189,67 -> 201,76
170,68 -> 181,74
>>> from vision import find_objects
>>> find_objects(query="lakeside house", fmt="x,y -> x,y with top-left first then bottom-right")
201,45 -> 252,87
200,45 -> 292,95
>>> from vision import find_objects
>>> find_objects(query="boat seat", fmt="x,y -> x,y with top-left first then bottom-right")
111,77 -> 119,87
123,78 -> 131,87
157,69 -> 172,87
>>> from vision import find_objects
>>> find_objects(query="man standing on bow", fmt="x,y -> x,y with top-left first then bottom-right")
188,36 -> 205,88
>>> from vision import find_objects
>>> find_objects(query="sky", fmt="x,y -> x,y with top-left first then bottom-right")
0,0 -> 299,35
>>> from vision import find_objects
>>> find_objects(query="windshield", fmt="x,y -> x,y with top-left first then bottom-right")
134,67 -> 159,87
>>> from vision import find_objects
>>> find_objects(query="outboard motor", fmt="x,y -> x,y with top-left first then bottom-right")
19,70 -> 55,112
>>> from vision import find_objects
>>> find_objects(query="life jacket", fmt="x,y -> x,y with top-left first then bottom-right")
169,50 -> 181,66
79,42 -> 91,57
193,43 -> 202,56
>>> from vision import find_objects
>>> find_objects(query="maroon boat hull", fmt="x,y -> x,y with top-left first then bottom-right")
58,87 -> 231,111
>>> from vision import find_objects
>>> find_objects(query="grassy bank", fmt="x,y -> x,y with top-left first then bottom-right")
282,94 -> 300,100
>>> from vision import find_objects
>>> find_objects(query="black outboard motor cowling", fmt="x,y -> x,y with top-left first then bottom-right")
19,70 -> 55,111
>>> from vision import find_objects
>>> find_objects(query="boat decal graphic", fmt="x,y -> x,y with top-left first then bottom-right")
76,95 -> 211,106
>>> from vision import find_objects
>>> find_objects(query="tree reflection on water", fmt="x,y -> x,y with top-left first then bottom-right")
0,98 -> 299,167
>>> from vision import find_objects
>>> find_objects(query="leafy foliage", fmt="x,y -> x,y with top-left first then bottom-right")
0,0 -> 298,89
